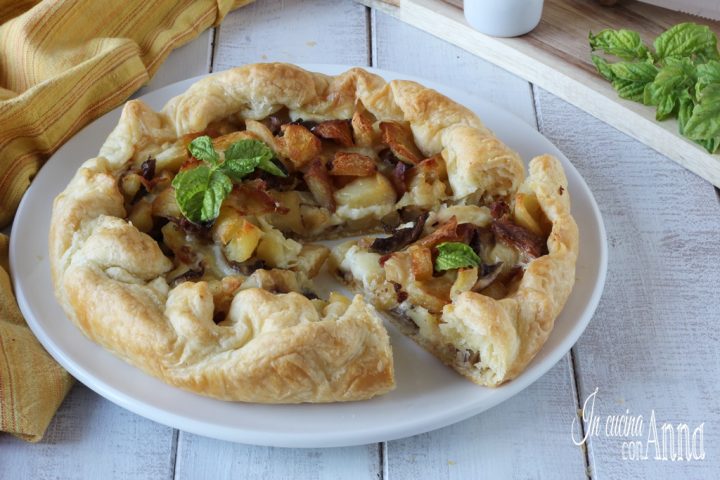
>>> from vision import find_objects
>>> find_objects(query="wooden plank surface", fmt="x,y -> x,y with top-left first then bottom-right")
372,10 -> 589,479
356,0 -> 720,189
0,385 -> 176,479
212,0 -> 370,71
534,87 -> 720,479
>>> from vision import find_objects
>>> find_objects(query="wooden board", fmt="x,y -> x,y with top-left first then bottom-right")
356,0 -> 720,188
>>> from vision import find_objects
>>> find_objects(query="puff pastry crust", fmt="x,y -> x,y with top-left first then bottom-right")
50,63 -> 577,401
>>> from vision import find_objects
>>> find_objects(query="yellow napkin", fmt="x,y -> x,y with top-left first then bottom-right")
0,0 -> 253,442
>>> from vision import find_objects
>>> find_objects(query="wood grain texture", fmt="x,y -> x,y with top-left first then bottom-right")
371,9 -> 536,124
356,0 -> 720,189
386,359 -> 587,479
212,0 -> 370,71
373,10 -> 588,479
174,434 -> 380,480
0,385 -> 175,479
534,87 -> 720,479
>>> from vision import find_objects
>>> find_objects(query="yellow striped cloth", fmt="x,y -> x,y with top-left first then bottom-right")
0,0 -> 253,442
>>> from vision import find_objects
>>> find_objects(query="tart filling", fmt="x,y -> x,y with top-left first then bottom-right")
330,154 -> 577,386
50,64 -> 578,402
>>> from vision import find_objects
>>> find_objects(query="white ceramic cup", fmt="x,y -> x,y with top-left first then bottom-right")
464,0 -> 544,37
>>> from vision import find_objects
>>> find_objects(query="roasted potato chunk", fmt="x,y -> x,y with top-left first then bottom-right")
241,268 -> 301,293
151,187 -> 182,219
212,207 -> 264,263
351,103 -> 378,148
212,131 -> 262,152
304,159 -> 336,212
380,121 -> 423,165
334,173 -> 396,210
254,223 -> 303,268
245,120 -> 279,152
278,124 -> 322,169
329,152 -> 377,177
293,244 -> 331,278
266,190 -> 303,234
312,120 -> 354,147
128,198 -> 153,233
408,245 -> 433,281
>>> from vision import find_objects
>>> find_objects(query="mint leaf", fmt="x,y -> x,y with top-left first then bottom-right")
188,136 -> 219,165
219,156 -> 260,181
654,23 -> 719,61
589,29 -> 651,61
224,139 -> 287,178
643,58 -> 696,120
172,166 -> 232,223
434,242 -> 481,272
684,84 -> 720,144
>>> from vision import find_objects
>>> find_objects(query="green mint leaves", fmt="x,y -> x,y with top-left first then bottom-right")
589,23 -> 720,153
434,242 -> 481,272
187,135 -> 219,165
172,136 -> 286,224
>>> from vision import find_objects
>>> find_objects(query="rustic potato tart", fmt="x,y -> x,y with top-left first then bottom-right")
50,63 -> 578,402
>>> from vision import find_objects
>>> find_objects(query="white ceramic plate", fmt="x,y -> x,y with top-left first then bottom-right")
10,65 -> 607,448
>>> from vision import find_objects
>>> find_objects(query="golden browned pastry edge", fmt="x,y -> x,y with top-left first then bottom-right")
49,63 -> 532,401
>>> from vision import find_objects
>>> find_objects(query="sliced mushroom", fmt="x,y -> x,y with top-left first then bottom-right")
473,262 -> 504,291
328,152 -> 377,177
390,161 -> 408,196
492,219 -> 546,259
380,121 -> 423,165
414,216 -> 475,249
370,212 -> 428,254
311,120 -> 354,147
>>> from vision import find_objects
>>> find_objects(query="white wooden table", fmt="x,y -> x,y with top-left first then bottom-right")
2,1 -> 719,478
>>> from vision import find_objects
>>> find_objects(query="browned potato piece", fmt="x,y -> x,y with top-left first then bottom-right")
312,120 -> 354,147
152,187 -> 182,219
408,245 -> 433,281
128,199 -> 153,233
278,124 -> 322,169
119,172 -> 143,201
329,152 -> 377,177
304,159 -> 336,212
266,190 -> 303,234
351,103 -> 378,147
293,244 -> 331,278
212,131 -> 262,152
414,216 -> 459,249
380,121 -> 423,165
212,207 -> 264,263
241,268 -> 301,293
245,120 -> 279,152
407,279 -> 452,313
225,181 -> 286,216
413,154 -> 447,182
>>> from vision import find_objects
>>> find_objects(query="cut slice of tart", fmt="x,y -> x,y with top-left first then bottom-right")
330,154 -> 578,386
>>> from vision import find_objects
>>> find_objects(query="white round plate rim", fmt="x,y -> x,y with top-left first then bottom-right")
11,64 -> 607,448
